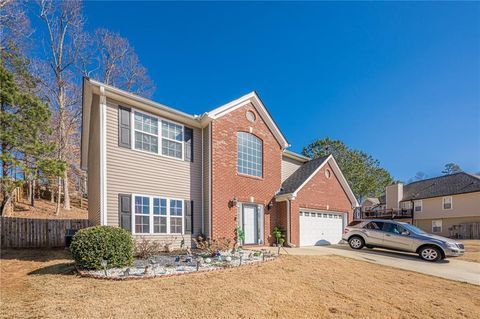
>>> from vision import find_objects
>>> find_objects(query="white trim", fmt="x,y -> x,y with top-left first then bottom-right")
205,91 -> 289,149
99,86 -> 107,226
131,194 -> 185,235
279,155 -> 359,207
442,196 -> 453,210
131,108 -> 185,161
283,149 -> 309,162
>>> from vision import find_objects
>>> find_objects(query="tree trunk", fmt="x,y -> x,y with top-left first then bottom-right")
55,177 -> 61,215
30,179 -> 35,207
1,193 -> 12,216
63,170 -> 70,210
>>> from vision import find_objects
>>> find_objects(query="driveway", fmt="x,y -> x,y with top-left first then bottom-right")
273,244 -> 480,285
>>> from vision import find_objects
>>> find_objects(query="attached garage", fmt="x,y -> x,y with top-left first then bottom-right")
299,210 -> 347,246
276,154 -> 359,247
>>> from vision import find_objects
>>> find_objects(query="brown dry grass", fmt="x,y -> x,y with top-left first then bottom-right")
8,199 -> 87,220
1,250 -> 479,319
458,240 -> 480,263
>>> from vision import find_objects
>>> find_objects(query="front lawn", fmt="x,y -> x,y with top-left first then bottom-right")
458,240 -> 480,263
1,249 -> 479,319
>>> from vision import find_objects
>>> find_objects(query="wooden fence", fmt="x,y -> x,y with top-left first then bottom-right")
0,217 -> 89,248
450,223 -> 480,239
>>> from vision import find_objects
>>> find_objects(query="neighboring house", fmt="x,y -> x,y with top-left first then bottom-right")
359,173 -> 480,238
81,78 -> 358,248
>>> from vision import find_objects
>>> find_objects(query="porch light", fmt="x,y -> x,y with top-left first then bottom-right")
229,196 -> 238,208
267,200 -> 273,210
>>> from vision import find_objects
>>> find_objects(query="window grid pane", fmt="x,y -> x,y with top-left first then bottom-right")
170,200 -> 183,216
237,132 -> 262,177
170,217 -> 182,233
134,196 -> 150,233
162,139 -> 182,159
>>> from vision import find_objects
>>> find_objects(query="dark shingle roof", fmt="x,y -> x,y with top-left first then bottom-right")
278,155 -> 330,195
401,172 -> 480,201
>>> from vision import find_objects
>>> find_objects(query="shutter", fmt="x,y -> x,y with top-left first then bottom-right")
118,106 -> 131,148
118,194 -> 132,232
184,127 -> 193,162
184,200 -> 193,234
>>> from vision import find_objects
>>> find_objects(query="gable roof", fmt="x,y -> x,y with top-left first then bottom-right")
201,91 -> 289,148
362,197 -> 380,205
276,155 -> 359,207
400,172 -> 480,201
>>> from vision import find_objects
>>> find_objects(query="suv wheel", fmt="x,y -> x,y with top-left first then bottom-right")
348,236 -> 365,250
419,246 -> 442,262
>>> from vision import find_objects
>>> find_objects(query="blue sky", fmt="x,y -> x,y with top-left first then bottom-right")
81,2 -> 479,181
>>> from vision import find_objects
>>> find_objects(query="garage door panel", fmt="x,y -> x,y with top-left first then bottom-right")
299,210 -> 345,246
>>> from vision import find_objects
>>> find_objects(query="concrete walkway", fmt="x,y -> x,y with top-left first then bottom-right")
270,244 -> 480,285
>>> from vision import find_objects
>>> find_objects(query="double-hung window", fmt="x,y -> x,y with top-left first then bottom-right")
134,196 -> 150,233
161,121 -> 183,159
133,111 -> 184,159
432,220 -> 442,233
133,195 -> 184,234
169,199 -> 183,234
153,198 -> 167,233
442,196 -> 452,210
237,132 -> 263,177
134,112 -> 158,153
414,200 -> 422,212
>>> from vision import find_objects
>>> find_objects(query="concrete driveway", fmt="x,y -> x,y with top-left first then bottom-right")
273,244 -> 480,285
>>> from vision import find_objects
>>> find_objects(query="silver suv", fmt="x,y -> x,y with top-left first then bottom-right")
342,219 -> 465,262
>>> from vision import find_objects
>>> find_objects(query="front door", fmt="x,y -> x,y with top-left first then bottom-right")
243,205 -> 258,245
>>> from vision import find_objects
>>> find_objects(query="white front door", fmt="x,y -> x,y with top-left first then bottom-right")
299,210 -> 346,246
243,205 -> 257,244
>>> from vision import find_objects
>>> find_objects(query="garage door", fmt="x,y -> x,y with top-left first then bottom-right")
299,210 -> 346,246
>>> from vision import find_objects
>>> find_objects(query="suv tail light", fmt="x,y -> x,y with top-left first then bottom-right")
343,228 -> 350,234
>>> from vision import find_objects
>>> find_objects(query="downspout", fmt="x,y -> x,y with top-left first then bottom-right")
99,86 -> 107,226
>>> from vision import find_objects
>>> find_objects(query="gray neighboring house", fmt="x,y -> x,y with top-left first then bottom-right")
359,173 -> 480,238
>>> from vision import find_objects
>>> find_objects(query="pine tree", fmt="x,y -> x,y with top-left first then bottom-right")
0,63 -> 65,215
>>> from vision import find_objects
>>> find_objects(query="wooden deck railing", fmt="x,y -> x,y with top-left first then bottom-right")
359,208 -> 413,220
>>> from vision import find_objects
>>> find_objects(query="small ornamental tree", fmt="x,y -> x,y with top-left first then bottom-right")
70,226 -> 134,269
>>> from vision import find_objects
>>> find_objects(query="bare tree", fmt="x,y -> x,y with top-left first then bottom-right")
37,0 -> 84,213
0,0 -> 32,52
89,28 -> 155,97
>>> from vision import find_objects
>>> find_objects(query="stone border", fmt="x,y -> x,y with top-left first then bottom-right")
76,256 -> 278,281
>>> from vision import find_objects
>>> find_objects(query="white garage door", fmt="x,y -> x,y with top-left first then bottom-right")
299,210 -> 346,246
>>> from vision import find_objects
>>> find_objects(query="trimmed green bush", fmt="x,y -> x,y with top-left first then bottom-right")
70,226 -> 134,270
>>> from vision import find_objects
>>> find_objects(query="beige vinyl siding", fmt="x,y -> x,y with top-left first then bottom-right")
414,216 -> 480,238
202,124 -> 210,237
87,94 -> 101,225
105,99 -> 202,245
281,155 -> 303,182
413,192 -> 480,220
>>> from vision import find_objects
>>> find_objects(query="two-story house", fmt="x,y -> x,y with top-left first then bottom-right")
359,173 -> 480,238
81,78 -> 358,248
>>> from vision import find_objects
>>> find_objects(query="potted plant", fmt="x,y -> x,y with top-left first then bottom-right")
272,227 -> 285,247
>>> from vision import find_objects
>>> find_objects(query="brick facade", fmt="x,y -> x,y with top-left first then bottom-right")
289,163 -> 354,246
210,103 -> 282,244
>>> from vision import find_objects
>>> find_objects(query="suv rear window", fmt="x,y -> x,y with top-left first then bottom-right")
364,221 -> 385,230
347,221 -> 363,227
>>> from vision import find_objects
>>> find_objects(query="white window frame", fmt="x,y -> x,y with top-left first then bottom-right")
432,220 -> 442,233
442,196 -> 452,210
132,194 -> 184,235
131,108 -> 185,161
414,200 -> 422,212
237,132 -> 263,178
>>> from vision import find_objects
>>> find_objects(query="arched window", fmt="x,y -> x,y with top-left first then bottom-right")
237,132 -> 263,177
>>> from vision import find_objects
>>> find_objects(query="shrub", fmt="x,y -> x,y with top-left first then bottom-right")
193,235 -> 232,255
134,237 -> 162,259
70,226 -> 134,270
